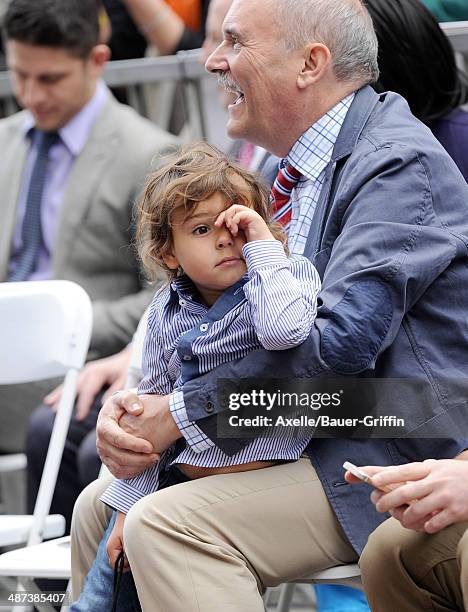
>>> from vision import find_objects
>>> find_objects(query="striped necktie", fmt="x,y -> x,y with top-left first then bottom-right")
8,130 -> 58,282
270,162 -> 302,229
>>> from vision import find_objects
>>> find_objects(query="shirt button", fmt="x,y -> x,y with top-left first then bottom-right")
179,299 -> 187,307
200,323 -> 209,332
205,401 -> 214,413
183,355 -> 192,361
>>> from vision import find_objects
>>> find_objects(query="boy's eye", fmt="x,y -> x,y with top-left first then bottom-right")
193,225 -> 210,235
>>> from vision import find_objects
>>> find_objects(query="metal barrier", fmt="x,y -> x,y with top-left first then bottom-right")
0,50 -> 230,147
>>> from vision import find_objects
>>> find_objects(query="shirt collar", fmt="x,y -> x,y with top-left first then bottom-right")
286,93 -> 355,181
169,273 -> 250,309
22,80 -> 109,155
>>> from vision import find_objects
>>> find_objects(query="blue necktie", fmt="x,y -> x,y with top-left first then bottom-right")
8,130 -> 58,282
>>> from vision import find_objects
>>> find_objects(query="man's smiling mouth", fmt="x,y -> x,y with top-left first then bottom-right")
218,73 -> 245,105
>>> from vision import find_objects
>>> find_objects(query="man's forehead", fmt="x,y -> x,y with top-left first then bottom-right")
223,0 -> 275,36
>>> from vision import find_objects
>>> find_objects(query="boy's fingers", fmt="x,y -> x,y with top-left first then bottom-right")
214,211 -> 226,226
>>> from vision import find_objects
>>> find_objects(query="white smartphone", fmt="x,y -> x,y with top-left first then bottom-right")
343,461 -> 391,492
343,461 -> 373,484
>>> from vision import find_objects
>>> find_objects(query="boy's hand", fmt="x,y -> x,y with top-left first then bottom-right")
215,204 -> 275,242
106,511 -> 130,571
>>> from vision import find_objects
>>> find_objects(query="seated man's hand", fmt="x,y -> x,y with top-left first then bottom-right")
118,392 -> 182,455
346,460 -> 468,533
106,512 -> 130,572
96,389 -> 159,479
44,345 -> 132,421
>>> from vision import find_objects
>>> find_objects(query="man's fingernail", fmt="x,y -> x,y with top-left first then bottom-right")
131,403 -> 142,412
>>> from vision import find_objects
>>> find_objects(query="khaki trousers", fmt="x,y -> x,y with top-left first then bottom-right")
360,516 -> 468,611
71,458 -> 357,611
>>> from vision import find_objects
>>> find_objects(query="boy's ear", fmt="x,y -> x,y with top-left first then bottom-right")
162,249 -> 179,270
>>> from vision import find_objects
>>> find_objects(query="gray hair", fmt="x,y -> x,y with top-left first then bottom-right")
275,0 -> 379,84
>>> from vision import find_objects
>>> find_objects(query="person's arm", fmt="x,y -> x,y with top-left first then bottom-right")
242,241 -> 320,349
122,0 -> 185,55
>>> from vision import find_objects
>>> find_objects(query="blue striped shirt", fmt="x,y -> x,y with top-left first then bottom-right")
101,240 -> 321,512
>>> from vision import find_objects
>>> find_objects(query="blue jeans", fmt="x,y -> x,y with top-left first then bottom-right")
70,511 -> 139,612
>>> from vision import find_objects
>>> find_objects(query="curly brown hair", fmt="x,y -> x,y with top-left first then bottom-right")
136,141 -> 286,282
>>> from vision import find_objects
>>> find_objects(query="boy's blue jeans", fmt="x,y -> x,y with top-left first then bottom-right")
70,511 -> 139,612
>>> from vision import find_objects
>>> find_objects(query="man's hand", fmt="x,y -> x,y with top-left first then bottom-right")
346,460 -> 468,533
96,389 -> 181,479
96,389 -> 158,478
106,512 -> 130,572
44,345 -> 132,420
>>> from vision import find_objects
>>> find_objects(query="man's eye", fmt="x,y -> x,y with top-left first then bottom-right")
193,225 -> 209,235
232,38 -> 241,50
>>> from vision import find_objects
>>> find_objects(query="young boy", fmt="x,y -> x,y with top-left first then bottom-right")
71,142 -> 321,610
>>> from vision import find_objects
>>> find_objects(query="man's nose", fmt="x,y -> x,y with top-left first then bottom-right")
22,79 -> 46,107
205,41 -> 228,74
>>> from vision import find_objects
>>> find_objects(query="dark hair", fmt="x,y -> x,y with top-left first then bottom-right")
137,141 -> 287,282
364,0 -> 468,123
3,0 -> 100,58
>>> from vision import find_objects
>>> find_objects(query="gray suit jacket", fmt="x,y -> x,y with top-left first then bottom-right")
0,93 -> 177,358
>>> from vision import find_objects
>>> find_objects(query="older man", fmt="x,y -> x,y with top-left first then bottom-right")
72,0 -> 468,609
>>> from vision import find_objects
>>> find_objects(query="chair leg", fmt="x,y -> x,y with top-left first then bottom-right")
275,583 -> 296,612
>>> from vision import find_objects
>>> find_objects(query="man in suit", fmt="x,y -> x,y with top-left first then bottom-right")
71,0 -> 468,608
0,0 -> 176,455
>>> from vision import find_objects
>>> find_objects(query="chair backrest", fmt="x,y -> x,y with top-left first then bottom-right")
0,280 -> 92,384
0,280 -> 93,546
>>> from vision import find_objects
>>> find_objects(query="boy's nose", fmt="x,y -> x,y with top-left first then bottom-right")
217,226 -> 233,248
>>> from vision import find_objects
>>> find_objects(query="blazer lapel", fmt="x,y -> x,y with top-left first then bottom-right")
53,98 -> 121,273
0,118 -> 29,280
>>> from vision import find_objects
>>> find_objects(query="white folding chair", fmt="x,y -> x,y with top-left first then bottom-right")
272,564 -> 362,612
0,306 -> 148,608
0,280 -> 92,608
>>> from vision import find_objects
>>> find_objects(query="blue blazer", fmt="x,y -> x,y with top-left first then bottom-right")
181,86 -> 468,553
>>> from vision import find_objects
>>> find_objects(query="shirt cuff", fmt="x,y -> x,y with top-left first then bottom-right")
170,390 -> 214,453
243,240 -> 289,271
100,480 -> 146,514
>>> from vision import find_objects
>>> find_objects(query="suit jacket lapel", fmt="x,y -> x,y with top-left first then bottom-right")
0,117 -> 29,280
303,86 -> 381,260
53,97 -> 121,273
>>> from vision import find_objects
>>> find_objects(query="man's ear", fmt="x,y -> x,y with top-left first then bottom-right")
162,249 -> 180,271
297,42 -> 331,89
88,44 -> 111,74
